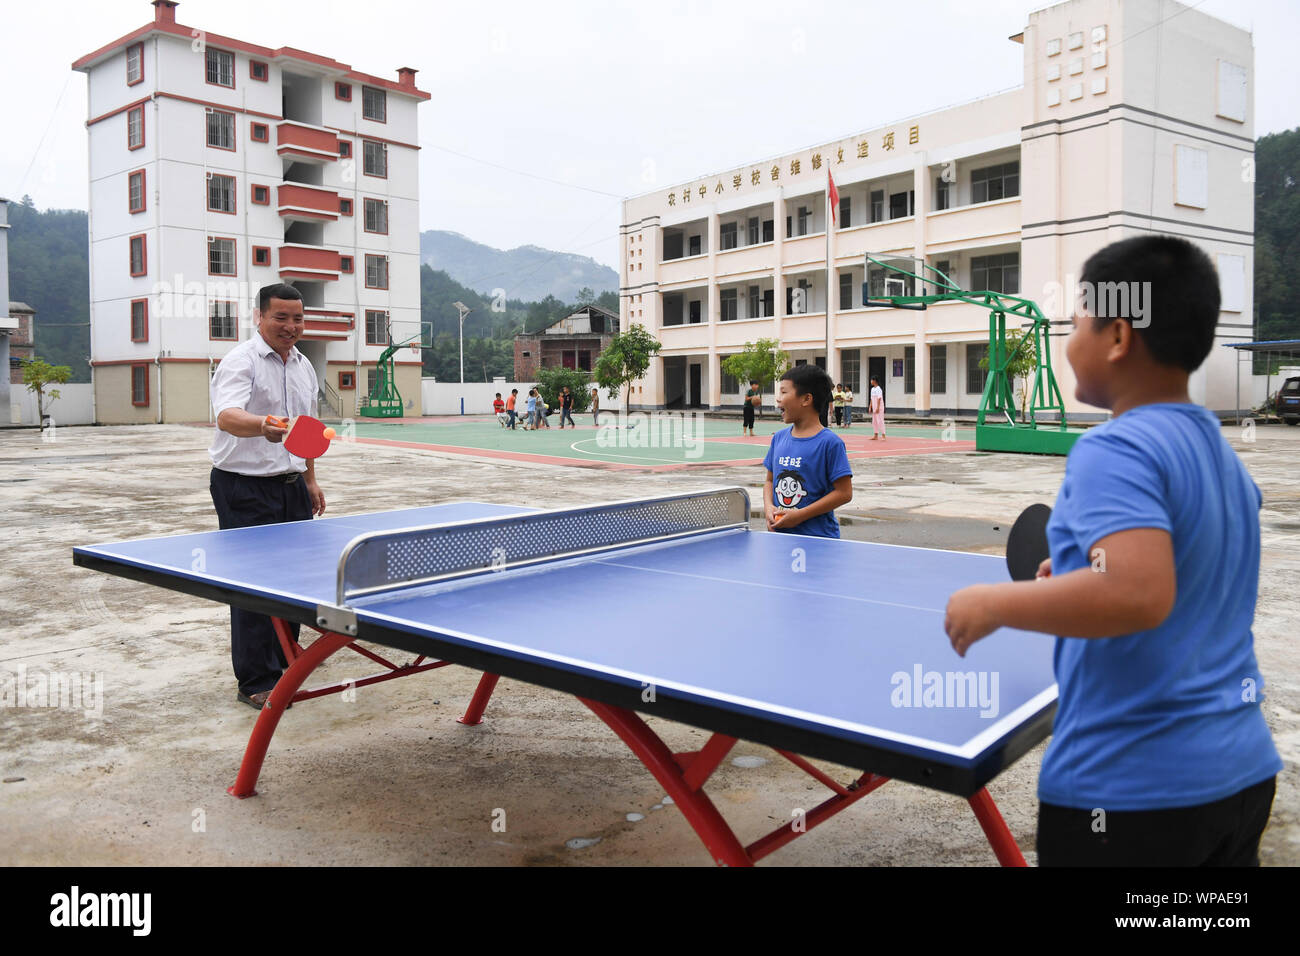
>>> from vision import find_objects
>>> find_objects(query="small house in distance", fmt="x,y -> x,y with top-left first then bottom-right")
514,304 -> 617,380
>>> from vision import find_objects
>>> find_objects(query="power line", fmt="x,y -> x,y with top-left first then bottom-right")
420,140 -> 625,198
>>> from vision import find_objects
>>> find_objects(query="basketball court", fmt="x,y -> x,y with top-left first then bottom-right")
345,414 -> 976,472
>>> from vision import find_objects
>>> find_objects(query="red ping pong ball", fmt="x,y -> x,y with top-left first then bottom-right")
323,427 -> 336,440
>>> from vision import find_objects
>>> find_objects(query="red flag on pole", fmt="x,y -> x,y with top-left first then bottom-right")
828,170 -> 840,224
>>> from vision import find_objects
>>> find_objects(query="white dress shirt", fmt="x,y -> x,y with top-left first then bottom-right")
209,333 -> 319,476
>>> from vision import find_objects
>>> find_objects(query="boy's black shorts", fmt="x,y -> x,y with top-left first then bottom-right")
1037,775 -> 1276,866
742,404 -> 755,427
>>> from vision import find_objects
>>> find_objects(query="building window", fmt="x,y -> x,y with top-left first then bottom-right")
209,300 -> 238,339
251,184 -> 270,205
131,364 -> 149,406
130,299 -> 148,342
720,358 -> 738,394
250,60 -> 268,81
720,222 -> 737,251
687,235 -> 701,257
127,106 -> 144,150
363,140 -> 387,178
208,237 -> 236,276
365,309 -> 390,345
250,122 -> 269,142
129,234 -> 147,276
889,191 -> 914,219
839,272 -> 853,311
362,86 -> 387,122
930,344 -> 947,394
339,371 -> 356,390
934,259 -> 954,288
207,173 -> 236,213
869,189 -> 884,223
797,206 -> 810,235
839,196 -> 851,228
338,141 -> 352,158
335,82 -> 352,101
339,198 -> 353,216
126,43 -> 144,86
971,161 -> 1020,203
720,288 -> 737,322
967,343 -> 989,395
904,346 -> 915,394
971,252 -> 1019,294
365,255 -> 389,289
748,285 -> 760,318
841,349 -> 861,392
205,48 -> 235,88
688,300 -> 701,324
252,246 -> 271,267
340,255 -> 354,274
207,110 -> 236,150
363,198 -> 388,234
935,176 -> 951,211
747,217 -> 759,245
128,169 -> 146,213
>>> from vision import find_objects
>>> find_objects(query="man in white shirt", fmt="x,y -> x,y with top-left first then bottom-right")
209,283 -> 326,710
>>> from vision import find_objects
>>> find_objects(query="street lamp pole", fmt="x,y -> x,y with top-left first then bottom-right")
452,301 -> 472,385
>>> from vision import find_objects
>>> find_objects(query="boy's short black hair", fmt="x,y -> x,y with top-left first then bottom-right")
780,364 -> 833,417
258,282 -> 303,313
1079,235 -> 1220,372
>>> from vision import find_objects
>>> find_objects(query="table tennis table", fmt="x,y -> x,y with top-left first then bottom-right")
73,488 -> 1057,866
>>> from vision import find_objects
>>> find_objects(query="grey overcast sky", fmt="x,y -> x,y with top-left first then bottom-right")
2,0 -> 1296,272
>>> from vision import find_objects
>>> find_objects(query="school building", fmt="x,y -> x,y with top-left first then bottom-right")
619,0 -> 1256,418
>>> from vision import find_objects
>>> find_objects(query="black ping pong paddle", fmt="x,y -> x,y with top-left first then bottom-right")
1006,503 -> 1052,581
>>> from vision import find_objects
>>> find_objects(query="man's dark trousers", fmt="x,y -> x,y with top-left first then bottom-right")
210,468 -> 313,695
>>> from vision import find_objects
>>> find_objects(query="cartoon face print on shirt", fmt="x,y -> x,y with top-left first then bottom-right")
774,469 -> 808,508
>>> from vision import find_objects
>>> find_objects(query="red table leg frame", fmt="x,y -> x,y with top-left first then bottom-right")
465,673 -> 1028,867
226,618 -> 453,798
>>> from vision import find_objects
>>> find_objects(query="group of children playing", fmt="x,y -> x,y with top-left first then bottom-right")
762,235 -> 1280,868
492,386 -> 583,430
827,380 -> 887,438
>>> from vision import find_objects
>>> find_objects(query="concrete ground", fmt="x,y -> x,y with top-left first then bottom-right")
1,419 -> 1296,866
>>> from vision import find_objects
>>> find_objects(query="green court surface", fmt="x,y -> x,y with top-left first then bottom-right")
348,414 -> 977,470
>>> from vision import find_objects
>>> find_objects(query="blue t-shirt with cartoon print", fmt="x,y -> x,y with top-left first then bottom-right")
763,426 -> 852,538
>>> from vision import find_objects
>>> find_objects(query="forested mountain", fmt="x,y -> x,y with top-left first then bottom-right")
419,230 -> 619,303
1253,128 -> 1300,344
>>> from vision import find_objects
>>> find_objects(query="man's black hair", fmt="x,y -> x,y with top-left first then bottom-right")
1079,235 -> 1220,372
780,364 -> 833,418
258,282 -> 303,313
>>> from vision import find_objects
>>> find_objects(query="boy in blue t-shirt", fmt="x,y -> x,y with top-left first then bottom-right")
762,365 -> 853,537
945,235 -> 1281,866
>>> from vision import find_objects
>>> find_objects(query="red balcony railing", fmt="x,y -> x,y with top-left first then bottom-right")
276,121 -> 341,163
278,245 -> 341,282
277,183 -> 340,221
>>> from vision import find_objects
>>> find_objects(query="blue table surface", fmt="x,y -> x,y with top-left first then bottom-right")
77,502 -> 1057,763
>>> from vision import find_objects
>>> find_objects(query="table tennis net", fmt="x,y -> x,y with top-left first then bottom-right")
336,487 -> 750,603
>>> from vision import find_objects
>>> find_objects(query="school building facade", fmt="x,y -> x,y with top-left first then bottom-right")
619,0 -> 1256,418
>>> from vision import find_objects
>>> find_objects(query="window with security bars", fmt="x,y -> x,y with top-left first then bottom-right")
362,86 -> 386,122
365,255 -> 388,289
365,310 -> 389,345
127,44 -> 143,85
720,288 -> 737,321
839,272 -> 853,311
208,238 -> 236,276
130,300 -> 148,341
128,171 -> 145,213
971,252 -> 1019,294
870,189 -> 884,223
720,222 -> 737,250
129,235 -> 146,275
209,301 -> 237,339
131,364 -> 148,406
364,198 -> 388,234
930,344 -> 947,394
206,49 -> 234,88
967,343 -> 989,394
841,349 -> 861,392
207,174 -> 236,213
904,346 -> 915,394
127,107 -> 144,149
971,161 -> 1019,203
363,140 -> 387,177
207,110 -> 235,149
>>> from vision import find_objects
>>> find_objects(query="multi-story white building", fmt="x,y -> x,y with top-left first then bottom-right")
74,0 -> 429,423
620,0 -> 1255,419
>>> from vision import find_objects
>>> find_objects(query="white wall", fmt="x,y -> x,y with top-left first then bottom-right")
10,384 -> 95,425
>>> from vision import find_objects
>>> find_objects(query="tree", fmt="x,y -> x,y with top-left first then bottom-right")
720,338 -> 790,417
594,324 -> 662,412
576,286 -> 595,306
536,366 -> 591,413
979,328 -> 1039,422
22,357 -> 72,424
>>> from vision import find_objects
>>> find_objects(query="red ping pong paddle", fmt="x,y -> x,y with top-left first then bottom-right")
1006,503 -> 1052,581
265,415 -> 336,459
